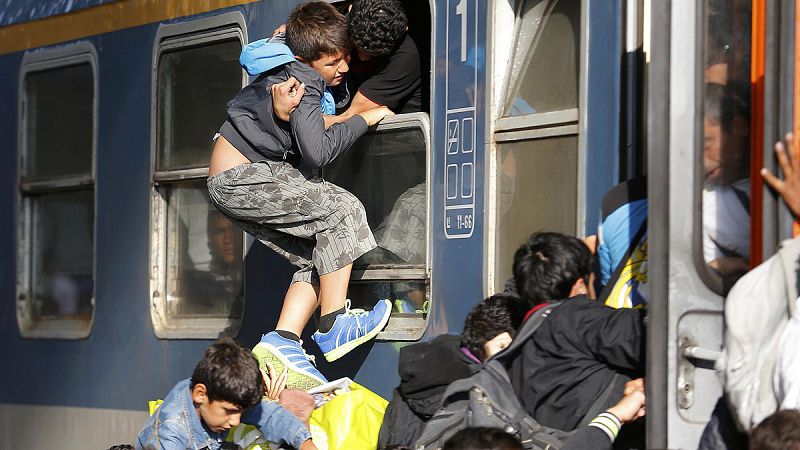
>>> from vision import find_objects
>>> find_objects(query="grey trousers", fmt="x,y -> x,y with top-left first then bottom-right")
207,161 -> 376,284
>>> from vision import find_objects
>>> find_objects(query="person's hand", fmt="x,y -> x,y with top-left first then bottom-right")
358,106 -> 395,126
271,76 -> 305,122
273,24 -> 286,36
623,377 -> 644,396
762,133 -> 800,219
261,362 -> 287,401
278,389 -> 316,426
607,378 -> 646,423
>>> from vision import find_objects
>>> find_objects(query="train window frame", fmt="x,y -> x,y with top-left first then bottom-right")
149,14 -> 248,339
16,42 -> 98,339
329,112 -> 432,341
490,0 -> 585,293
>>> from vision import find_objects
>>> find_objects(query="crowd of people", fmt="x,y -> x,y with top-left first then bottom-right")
119,0 -> 800,449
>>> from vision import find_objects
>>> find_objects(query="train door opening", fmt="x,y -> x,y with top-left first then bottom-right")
326,0 -> 433,340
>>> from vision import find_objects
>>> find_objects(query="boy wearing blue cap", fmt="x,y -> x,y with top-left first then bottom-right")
207,2 -> 394,391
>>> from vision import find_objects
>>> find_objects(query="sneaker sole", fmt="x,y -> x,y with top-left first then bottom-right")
252,342 -> 326,391
322,299 -> 393,362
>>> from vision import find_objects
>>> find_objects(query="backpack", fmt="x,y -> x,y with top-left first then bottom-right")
723,237 -> 800,432
414,302 -> 574,450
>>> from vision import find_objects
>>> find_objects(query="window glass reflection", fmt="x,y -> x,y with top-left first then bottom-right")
495,136 -> 578,291
31,189 -> 94,318
165,181 -> 244,318
24,64 -> 93,179
701,0 -> 751,290
504,0 -> 580,116
157,39 -> 242,170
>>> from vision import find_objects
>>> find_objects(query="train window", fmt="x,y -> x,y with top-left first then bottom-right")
494,0 -> 582,290
151,27 -> 246,338
324,113 -> 431,340
504,0 -> 580,116
17,46 -> 97,338
697,0 -> 752,294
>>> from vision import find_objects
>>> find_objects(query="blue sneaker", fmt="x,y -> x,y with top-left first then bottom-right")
312,299 -> 392,362
252,332 -> 328,391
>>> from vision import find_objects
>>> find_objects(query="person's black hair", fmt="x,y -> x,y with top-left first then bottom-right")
381,445 -> 412,450
348,0 -> 407,57
461,294 -> 526,361
191,337 -> 262,409
513,232 -> 592,307
749,410 -> 800,450
443,427 -> 524,450
704,81 -> 750,132
286,1 -> 350,62
107,446 -> 134,450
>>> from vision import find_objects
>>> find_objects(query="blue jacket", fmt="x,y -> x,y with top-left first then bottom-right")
135,379 -> 311,450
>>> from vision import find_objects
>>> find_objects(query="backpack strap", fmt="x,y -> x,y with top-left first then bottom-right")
597,220 -> 648,305
576,373 -> 627,428
493,300 -> 565,363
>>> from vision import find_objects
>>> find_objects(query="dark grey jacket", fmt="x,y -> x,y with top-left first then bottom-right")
219,60 -> 367,169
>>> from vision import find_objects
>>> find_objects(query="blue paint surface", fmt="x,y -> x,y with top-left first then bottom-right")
0,0 -> 118,26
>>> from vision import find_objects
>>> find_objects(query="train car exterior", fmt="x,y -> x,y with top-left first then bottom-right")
2,0 -> 795,449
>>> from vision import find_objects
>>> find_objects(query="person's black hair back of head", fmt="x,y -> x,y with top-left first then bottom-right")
443,427 -> 524,450
749,410 -> 800,450
191,337 -> 262,410
107,446 -> 134,450
461,294 -> 526,361
286,1 -> 350,62
348,0 -> 407,57
513,231 -> 591,308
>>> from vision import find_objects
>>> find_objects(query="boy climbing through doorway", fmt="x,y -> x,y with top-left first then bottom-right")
208,2 -> 394,390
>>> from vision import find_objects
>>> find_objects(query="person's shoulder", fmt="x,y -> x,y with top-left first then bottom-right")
389,34 -> 420,62
284,61 -> 325,93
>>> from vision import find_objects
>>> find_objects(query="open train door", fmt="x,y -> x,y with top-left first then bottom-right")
647,0 -> 794,448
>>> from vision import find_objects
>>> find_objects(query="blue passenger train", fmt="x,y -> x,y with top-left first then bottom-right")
0,0 -> 796,448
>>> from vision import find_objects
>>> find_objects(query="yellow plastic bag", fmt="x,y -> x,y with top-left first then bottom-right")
309,382 -> 388,450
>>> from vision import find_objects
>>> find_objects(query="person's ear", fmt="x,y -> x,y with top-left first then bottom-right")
569,278 -> 588,298
191,383 -> 208,405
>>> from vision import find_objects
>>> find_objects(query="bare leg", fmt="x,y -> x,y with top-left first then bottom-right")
318,263 -> 353,315
275,281 -> 320,337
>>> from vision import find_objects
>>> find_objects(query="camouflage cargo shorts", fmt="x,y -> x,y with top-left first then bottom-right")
207,160 -> 376,284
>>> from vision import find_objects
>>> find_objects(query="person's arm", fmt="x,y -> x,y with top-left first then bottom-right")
242,399 -> 313,449
327,91 -> 384,125
561,379 -> 646,450
321,91 -> 383,128
586,306 -> 647,372
289,75 -> 393,168
144,418 -> 190,450
762,133 -> 800,219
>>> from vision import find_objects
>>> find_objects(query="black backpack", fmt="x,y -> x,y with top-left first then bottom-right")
414,300 -> 624,450
414,301 -> 573,450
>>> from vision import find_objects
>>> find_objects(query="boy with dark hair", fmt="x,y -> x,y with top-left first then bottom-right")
749,410 -> 800,450
443,427 -> 523,450
379,295 -> 525,447
507,232 -> 646,432
460,294 -> 526,362
135,338 -> 316,450
208,2 -> 394,391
